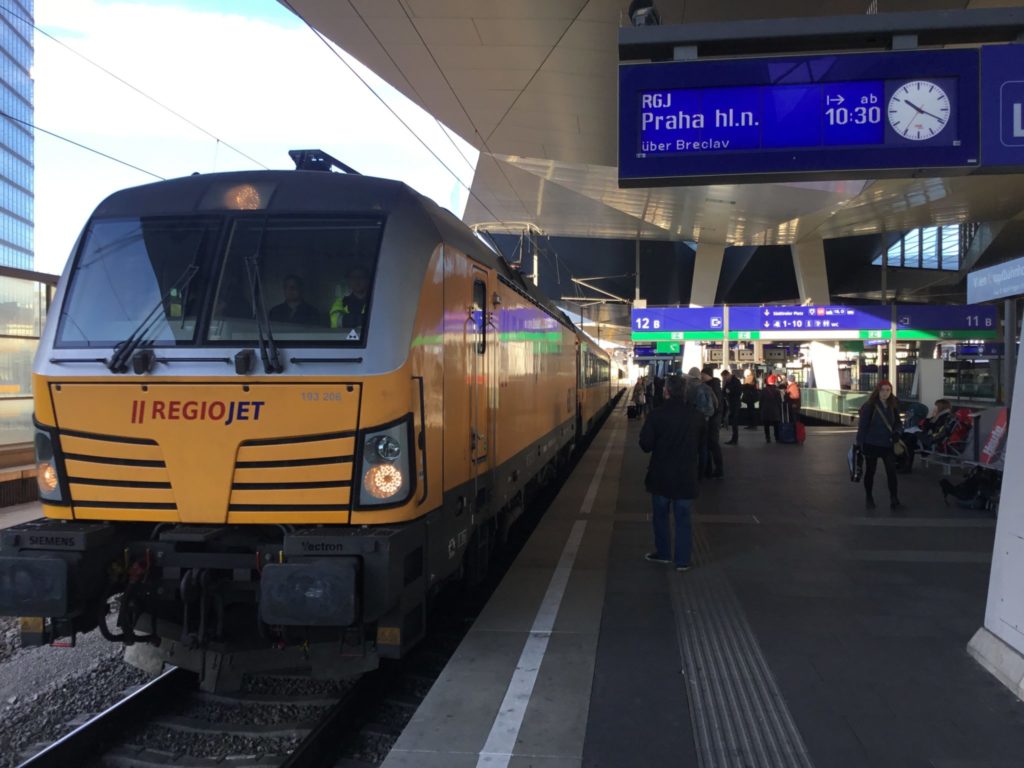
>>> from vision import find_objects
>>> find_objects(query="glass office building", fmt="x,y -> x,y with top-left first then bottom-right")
0,2 -> 42,462
0,0 -> 32,271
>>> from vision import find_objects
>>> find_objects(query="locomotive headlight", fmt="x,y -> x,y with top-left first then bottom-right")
373,435 -> 402,462
34,426 -> 63,503
38,463 -> 58,494
364,464 -> 404,499
357,417 -> 414,508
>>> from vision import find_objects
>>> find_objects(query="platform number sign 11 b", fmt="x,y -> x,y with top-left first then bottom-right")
967,314 -> 993,329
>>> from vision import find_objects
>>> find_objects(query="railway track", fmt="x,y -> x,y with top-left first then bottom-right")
13,633 -> 461,768
15,665 -> 378,768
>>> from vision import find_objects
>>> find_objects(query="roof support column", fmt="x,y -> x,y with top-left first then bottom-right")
685,243 -> 726,372
792,240 -> 836,390
969,340 -> 1024,702
690,242 -> 725,307
791,239 -> 831,305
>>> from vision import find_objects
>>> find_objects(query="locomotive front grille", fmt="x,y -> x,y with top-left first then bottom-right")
61,431 -> 177,516
229,431 -> 357,513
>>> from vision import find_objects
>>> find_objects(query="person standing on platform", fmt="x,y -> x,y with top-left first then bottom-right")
701,367 -> 724,478
760,374 -> 783,443
741,370 -> 759,429
652,375 -> 666,408
639,375 -> 702,571
685,367 -> 715,477
855,380 -> 903,510
722,369 -> 742,445
785,374 -> 801,423
632,377 -> 647,415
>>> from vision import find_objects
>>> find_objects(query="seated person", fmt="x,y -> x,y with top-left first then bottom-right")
330,265 -> 371,330
901,399 -> 954,469
917,398 -> 955,451
269,274 -> 321,326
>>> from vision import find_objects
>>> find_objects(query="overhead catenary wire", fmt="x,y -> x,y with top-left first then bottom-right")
387,0 -> 534,221
343,0 -> 477,179
385,0 -> 596,243
280,0 -> 513,231
0,109 -> 164,180
482,1 -> 592,146
0,2 -> 270,171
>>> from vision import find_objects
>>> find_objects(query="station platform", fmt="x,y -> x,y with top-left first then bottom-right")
382,401 -> 1024,768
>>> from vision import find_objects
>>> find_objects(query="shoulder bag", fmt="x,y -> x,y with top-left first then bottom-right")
874,405 -> 907,456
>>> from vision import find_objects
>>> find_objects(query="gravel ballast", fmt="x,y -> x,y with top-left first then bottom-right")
0,651 -> 149,767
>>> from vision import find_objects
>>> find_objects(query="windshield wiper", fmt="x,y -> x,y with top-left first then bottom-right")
244,237 -> 283,374
107,263 -> 200,373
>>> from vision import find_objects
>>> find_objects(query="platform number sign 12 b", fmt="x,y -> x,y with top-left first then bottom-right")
635,315 -> 662,330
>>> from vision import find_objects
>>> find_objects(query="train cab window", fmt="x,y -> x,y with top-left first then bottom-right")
473,279 -> 486,354
208,216 -> 383,344
55,217 -> 219,348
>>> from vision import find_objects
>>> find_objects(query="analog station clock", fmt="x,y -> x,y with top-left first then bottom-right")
887,80 -> 950,141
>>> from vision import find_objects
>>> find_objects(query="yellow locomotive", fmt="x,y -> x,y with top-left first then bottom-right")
0,154 -> 617,688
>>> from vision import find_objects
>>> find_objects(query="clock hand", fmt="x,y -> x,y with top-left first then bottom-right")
902,99 -> 944,122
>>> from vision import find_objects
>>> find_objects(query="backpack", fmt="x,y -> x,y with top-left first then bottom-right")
938,408 -> 973,453
694,383 -> 716,418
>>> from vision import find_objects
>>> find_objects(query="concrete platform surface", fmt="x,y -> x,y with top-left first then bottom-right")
0,501 -> 41,529
383,405 -> 1024,767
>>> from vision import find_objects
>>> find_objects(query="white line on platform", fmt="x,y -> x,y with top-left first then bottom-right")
475,520 -> 585,768
475,423 -> 619,767
579,424 -> 618,517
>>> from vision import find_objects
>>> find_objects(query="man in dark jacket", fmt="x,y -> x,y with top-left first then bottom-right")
722,369 -> 742,445
639,375 -> 702,571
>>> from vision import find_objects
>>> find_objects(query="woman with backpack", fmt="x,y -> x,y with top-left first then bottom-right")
855,380 -> 903,510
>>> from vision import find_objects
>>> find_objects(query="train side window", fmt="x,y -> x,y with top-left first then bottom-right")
473,279 -> 486,354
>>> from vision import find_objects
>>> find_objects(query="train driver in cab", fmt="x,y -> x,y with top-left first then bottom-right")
269,274 -> 321,326
330,265 -> 370,330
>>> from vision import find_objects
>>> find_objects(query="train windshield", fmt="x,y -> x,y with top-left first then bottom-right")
56,217 -> 220,348
208,216 -> 383,344
56,214 -> 384,348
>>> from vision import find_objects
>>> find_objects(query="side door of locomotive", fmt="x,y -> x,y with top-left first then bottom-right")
469,267 -> 492,475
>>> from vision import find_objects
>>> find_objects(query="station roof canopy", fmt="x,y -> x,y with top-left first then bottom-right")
286,0 -> 1024,248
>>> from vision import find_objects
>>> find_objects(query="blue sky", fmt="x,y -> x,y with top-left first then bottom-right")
32,0 -> 479,274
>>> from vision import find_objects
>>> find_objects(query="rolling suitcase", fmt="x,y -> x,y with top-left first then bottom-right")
627,404 -> 638,419
795,420 -> 806,444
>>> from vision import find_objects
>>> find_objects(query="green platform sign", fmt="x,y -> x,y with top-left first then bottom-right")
633,331 -> 723,341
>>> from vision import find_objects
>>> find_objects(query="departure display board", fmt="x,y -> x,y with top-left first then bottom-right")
730,305 -> 890,338
620,49 -> 980,186
631,304 -> 998,342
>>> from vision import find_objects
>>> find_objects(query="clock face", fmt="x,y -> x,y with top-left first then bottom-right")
887,80 -> 950,141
